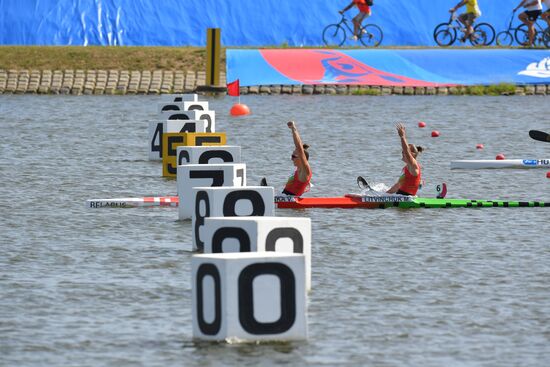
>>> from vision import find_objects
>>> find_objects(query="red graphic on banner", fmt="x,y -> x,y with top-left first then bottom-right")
259,49 -> 444,87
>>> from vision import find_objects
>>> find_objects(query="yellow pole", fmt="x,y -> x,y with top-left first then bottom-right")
206,28 -> 221,87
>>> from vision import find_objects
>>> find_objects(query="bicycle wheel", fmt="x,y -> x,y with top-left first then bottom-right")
433,22 -> 457,42
514,25 -> 529,45
473,22 -> 495,45
469,28 -> 487,46
514,24 -> 541,46
435,29 -> 455,47
496,31 -> 514,46
322,24 -> 346,47
359,24 -> 383,47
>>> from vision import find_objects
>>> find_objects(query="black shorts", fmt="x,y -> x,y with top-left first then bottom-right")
525,10 -> 542,22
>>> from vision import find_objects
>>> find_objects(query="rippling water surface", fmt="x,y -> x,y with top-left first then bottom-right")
1,94 -> 549,366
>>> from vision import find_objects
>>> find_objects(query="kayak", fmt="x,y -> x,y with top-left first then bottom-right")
86,195 -> 550,209
86,196 -> 179,208
275,195 -> 550,209
86,194 -> 412,209
451,159 -> 550,169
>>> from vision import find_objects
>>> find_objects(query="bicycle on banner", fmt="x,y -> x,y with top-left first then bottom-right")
515,19 -> 550,47
496,9 -> 524,45
512,0 -> 549,47
322,14 -> 383,47
497,10 -> 550,47
434,11 -> 495,46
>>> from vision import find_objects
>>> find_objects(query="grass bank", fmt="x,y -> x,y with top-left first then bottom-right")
0,45 -> 507,71
0,46 -> 224,71
1,46 -> 546,96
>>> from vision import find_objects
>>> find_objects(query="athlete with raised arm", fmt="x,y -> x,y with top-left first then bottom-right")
387,123 -> 424,196
282,121 -> 312,196
261,121 -> 312,196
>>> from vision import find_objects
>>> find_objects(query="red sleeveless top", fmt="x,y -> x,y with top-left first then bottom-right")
353,0 -> 371,13
284,170 -> 312,196
399,165 -> 421,196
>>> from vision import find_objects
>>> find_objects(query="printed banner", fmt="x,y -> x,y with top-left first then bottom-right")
227,49 -> 550,86
0,1 -> 544,47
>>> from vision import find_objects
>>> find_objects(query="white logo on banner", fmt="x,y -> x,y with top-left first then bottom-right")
518,57 -> 550,78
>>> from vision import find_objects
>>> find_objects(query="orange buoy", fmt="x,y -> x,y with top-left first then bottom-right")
230,103 -> 250,116
496,153 -> 505,160
431,130 -> 440,137
418,121 -> 426,128
476,144 -> 484,150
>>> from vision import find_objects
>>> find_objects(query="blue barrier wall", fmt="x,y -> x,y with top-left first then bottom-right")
0,1 -> 530,46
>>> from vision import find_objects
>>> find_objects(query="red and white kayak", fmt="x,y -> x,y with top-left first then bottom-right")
274,194 -> 414,208
86,195 -> 405,209
86,196 -> 179,208
86,193 -> 412,209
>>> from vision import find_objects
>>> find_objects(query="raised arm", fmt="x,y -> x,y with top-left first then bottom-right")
288,121 -> 311,179
396,123 -> 419,176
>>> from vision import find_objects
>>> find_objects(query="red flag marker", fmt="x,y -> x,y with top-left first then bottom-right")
227,79 -> 240,97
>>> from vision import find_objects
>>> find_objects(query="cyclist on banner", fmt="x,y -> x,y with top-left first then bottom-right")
514,0 -> 543,46
449,0 -> 482,43
340,0 -> 372,41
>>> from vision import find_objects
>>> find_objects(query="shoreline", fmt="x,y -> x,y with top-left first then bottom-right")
0,69 -> 548,96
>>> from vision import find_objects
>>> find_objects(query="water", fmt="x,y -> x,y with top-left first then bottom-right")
1,94 -> 549,366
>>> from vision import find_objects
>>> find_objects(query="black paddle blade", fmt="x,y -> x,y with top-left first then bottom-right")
357,176 -> 372,190
529,130 -> 550,143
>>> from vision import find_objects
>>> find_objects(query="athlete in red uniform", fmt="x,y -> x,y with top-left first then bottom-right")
387,123 -> 423,196
283,121 -> 312,196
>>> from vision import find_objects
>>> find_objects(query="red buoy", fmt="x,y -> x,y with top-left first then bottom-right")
496,153 -> 505,160
546,171 -> 550,179
230,103 -> 250,116
476,144 -> 484,150
431,130 -> 440,137
418,121 -> 426,128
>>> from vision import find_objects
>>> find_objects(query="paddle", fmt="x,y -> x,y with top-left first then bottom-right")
529,130 -> 550,143
357,176 -> 372,191
357,176 -> 447,198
